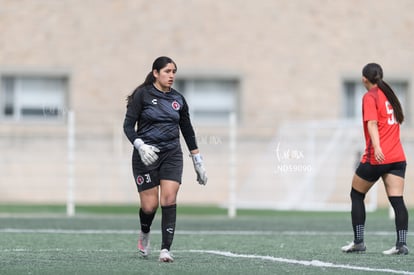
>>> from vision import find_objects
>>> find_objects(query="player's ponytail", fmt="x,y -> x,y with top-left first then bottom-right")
126,72 -> 154,106
127,56 -> 177,106
362,63 -> 404,124
377,80 -> 404,124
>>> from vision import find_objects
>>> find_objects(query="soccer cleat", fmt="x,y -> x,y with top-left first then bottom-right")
137,231 -> 150,257
382,245 -> 409,255
159,249 -> 174,262
341,241 -> 366,253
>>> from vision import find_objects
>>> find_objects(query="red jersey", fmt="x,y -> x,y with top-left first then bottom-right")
361,87 -> 405,164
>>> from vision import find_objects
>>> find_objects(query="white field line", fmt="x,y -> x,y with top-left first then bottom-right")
1,228 -> 411,236
0,247 -> 412,274
188,250 -> 414,275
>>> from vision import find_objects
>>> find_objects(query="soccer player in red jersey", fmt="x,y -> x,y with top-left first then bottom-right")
342,63 -> 409,255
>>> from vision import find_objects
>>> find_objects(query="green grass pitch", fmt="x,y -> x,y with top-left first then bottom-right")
0,205 -> 413,275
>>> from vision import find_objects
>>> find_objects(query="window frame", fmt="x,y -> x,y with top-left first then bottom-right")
174,71 -> 241,126
342,76 -> 411,125
0,69 -> 70,124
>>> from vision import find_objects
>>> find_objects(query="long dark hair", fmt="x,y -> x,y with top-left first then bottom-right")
362,63 -> 404,124
126,56 -> 177,105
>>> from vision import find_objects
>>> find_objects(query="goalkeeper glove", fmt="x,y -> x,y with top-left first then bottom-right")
134,138 -> 160,166
191,153 -> 207,185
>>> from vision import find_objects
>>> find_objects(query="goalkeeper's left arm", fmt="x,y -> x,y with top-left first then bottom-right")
190,149 -> 207,185
179,98 -> 207,185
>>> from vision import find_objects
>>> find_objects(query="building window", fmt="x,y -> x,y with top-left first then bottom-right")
343,79 -> 409,124
0,75 -> 68,121
174,78 -> 240,125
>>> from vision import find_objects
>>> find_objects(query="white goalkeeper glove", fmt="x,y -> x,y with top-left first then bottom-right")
134,138 -> 160,166
191,153 -> 207,185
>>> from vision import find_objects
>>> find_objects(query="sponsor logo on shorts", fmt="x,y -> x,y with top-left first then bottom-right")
172,100 -> 180,110
136,173 -> 152,186
136,175 -> 144,185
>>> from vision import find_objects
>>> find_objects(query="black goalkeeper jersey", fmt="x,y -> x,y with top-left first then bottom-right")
123,84 -> 198,152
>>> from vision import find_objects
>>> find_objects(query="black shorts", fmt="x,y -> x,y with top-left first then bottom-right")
132,146 -> 183,192
355,161 -> 406,182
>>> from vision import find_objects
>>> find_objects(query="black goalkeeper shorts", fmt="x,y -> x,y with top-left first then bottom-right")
132,146 -> 183,192
355,161 -> 406,182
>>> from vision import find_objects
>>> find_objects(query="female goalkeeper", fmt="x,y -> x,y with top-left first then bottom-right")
123,56 -> 207,262
341,63 -> 408,255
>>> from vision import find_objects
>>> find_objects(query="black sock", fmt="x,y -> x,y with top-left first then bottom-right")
350,188 -> 366,244
389,196 -> 408,246
139,208 -> 156,234
161,204 -> 177,251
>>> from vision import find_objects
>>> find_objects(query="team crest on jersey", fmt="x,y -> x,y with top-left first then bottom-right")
136,175 -> 144,186
172,100 -> 180,110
